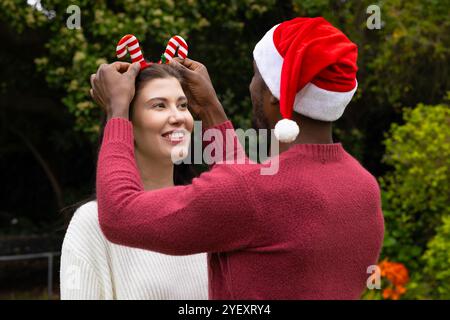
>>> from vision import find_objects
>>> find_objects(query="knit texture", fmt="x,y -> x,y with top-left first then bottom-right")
96,118 -> 385,299
60,201 -> 208,300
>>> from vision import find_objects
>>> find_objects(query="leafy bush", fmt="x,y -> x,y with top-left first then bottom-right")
421,215 -> 450,299
380,97 -> 450,298
0,0 -> 279,140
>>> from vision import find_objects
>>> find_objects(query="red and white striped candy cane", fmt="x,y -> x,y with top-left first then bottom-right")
116,34 -> 150,69
162,35 -> 188,63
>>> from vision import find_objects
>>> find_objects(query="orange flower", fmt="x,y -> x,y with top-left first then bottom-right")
378,259 -> 409,300
382,288 -> 393,299
396,285 -> 407,295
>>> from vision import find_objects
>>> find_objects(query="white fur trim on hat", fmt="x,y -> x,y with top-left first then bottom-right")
274,119 -> 300,143
253,25 -> 357,122
293,81 -> 358,121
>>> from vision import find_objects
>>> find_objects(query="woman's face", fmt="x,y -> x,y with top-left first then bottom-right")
131,77 -> 194,162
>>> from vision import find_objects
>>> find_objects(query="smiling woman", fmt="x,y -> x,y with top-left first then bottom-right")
130,64 -> 195,189
59,63 -> 208,300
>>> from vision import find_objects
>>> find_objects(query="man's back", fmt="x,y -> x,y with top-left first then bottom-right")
97,119 -> 384,300
210,143 -> 384,299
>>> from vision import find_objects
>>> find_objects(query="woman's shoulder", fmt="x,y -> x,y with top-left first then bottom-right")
70,200 -> 101,233
62,200 -> 108,253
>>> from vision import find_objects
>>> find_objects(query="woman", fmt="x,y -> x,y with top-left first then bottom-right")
60,63 -> 208,299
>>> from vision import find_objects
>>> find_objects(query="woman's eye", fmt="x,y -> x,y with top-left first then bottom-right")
179,103 -> 188,109
153,104 -> 165,109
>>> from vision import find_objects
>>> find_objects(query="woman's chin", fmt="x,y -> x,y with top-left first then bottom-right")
168,143 -> 190,163
159,134 -> 191,163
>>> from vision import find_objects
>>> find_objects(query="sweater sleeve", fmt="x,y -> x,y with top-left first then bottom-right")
96,119 -> 259,255
60,202 -> 114,300
60,248 -> 107,300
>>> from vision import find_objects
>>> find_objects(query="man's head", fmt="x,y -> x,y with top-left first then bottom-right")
249,60 -> 334,147
251,17 -> 358,143
250,61 -> 281,131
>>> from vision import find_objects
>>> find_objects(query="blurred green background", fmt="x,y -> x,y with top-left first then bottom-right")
0,0 -> 449,299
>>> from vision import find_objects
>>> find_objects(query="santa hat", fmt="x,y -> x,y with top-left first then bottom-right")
253,17 -> 358,143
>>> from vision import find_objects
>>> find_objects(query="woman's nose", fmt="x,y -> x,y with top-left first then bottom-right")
168,107 -> 185,125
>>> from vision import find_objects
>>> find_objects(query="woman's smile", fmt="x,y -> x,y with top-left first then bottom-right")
161,129 -> 187,145
131,76 -> 194,160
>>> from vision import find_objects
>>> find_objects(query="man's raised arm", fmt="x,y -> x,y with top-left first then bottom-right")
91,59 -> 258,255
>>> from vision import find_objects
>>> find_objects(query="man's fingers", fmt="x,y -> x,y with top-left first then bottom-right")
96,63 -> 107,76
172,57 -> 186,64
170,58 -> 185,69
90,74 -> 96,88
90,88 -> 102,107
178,57 -> 197,69
125,62 -> 141,79
112,61 -> 132,73
170,58 -> 196,79
174,57 -> 204,70
170,59 -> 189,72
90,87 -> 99,103
174,58 -> 210,82
90,88 -> 99,104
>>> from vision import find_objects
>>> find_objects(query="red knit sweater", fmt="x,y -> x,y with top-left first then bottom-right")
96,118 -> 384,299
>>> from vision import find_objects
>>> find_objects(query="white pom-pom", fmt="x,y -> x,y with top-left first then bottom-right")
274,119 -> 300,143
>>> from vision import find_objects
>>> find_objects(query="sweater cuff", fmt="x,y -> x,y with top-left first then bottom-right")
102,117 -> 134,146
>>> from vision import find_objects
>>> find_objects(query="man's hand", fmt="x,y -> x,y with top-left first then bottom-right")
171,58 -> 228,128
90,61 -> 141,120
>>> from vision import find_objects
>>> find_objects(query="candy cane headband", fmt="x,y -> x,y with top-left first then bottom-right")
116,34 -> 189,70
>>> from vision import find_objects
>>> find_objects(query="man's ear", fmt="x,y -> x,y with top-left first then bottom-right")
269,95 -> 279,107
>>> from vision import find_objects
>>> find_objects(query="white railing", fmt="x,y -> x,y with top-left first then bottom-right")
0,252 -> 61,299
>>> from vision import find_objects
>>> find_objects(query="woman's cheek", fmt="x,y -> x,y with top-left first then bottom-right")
185,112 -> 195,133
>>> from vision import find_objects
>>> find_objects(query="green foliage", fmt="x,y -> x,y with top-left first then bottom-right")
0,0 -> 277,140
380,97 -> 450,280
421,215 -> 450,299
2,0 -> 448,155
367,0 -> 450,109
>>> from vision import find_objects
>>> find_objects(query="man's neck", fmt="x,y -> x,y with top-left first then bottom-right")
134,149 -> 174,191
278,115 -> 333,153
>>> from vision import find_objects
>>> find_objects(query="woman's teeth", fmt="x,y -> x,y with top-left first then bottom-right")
169,133 -> 184,141
163,131 -> 185,142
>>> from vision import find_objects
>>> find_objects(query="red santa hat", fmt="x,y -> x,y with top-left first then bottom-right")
253,17 -> 358,143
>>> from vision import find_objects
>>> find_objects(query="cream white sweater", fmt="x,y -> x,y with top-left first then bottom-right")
60,201 -> 208,300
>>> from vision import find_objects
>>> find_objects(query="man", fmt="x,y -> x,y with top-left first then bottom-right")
91,17 -> 384,299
